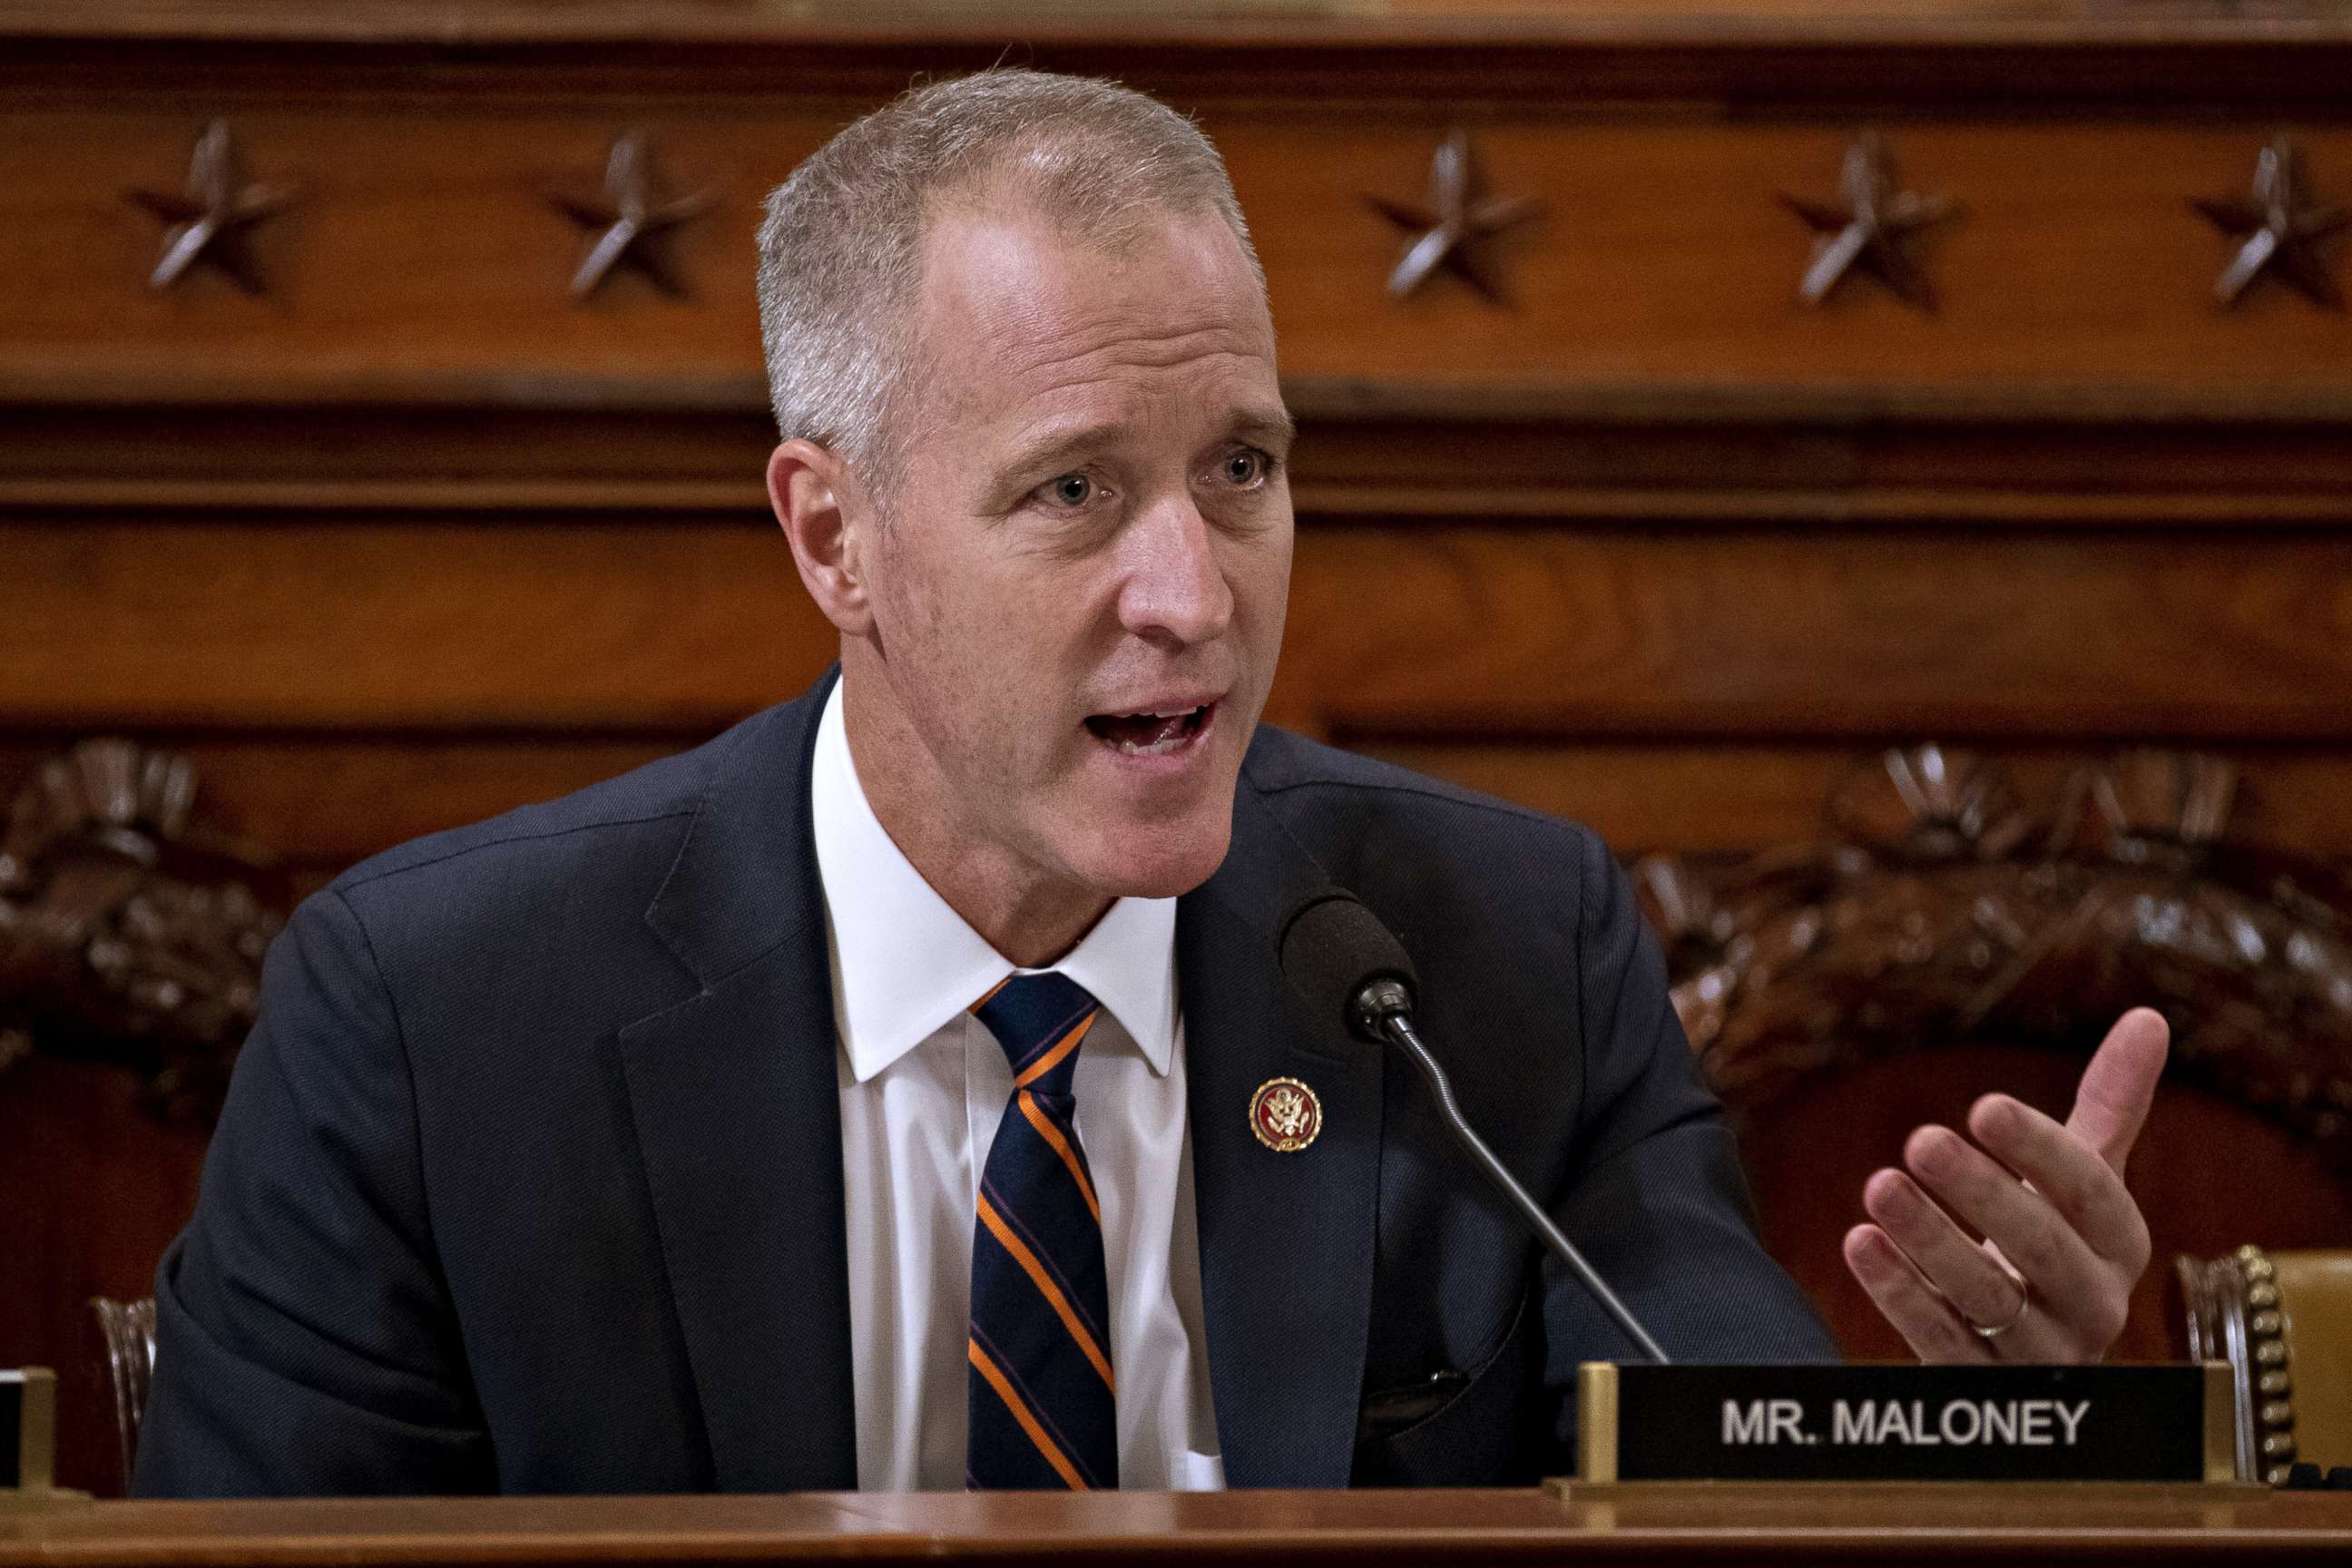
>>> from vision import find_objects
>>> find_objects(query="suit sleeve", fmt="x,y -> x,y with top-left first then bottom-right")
133,887 -> 494,1496
1540,828 -> 1838,1389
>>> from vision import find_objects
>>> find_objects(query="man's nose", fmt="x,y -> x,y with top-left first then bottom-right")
1116,493 -> 1234,647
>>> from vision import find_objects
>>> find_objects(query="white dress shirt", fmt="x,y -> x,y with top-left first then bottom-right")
811,681 -> 1225,1491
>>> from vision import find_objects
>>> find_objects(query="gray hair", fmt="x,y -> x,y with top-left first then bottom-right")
755,68 -> 1263,488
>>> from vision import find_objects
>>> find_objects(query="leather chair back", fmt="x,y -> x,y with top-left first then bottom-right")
2179,1247 -> 2352,1482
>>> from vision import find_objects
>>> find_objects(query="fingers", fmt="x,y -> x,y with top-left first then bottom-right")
2063,1007 -> 2170,1174
1859,1167 -> 2026,1334
1850,1009 -> 2163,1364
1968,1093 -> 2151,1277
1842,1222 -> 1989,1364
1902,1122 -> 2118,1348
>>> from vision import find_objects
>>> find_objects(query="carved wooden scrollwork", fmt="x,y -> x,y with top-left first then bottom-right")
1639,745 -> 2352,1164
0,740 -> 283,1122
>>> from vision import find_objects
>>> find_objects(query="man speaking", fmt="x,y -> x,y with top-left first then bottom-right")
134,70 -> 2169,1495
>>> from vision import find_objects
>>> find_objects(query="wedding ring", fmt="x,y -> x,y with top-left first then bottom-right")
1969,1283 -> 2031,1340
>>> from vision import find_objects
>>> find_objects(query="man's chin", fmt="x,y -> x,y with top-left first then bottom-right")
1061,812 -> 1235,902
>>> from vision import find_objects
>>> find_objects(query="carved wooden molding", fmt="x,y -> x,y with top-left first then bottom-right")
2192,135 -> 2347,310
17,10 -> 2352,113
0,740 -> 282,1122
1367,129 -> 1543,304
543,131 -> 718,300
1779,132 -> 1957,310
122,120 -> 299,295
9,387 -> 2352,528
1639,745 -> 2352,1163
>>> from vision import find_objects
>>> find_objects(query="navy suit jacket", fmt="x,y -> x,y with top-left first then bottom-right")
135,672 -> 1832,1497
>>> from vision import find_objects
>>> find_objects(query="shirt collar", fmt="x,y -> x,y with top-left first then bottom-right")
810,678 -> 1178,1084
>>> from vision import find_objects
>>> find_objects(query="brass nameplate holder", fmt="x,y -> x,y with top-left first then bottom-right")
1557,1362 -> 2239,1490
1,1368 -> 90,1511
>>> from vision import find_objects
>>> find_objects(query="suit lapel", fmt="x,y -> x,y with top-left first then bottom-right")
615,680 -> 858,1491
609,681 -> 1384,1492
1180,779 -> 1382,1487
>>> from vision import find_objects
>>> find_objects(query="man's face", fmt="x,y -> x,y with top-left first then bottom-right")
854,200 -> 1293,903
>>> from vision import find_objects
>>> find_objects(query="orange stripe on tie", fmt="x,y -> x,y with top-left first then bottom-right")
1019,1089 -> 1101,1225
973,976 -> 1013,1011
967,1338 -> 1088,1491
975,1193 -> 1115,1391
1014,1010 -> 1097,1087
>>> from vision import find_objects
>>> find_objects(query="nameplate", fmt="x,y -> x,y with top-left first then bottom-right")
2,1368 -> 54,1492
1574,1362 -> 2235,1484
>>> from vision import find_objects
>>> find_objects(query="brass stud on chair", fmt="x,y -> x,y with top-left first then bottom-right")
2228,1246 -> 2299,1486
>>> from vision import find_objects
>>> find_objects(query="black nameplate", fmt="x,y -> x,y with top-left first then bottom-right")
1,1373 -> 21,1488
1579,1363 -> 2230,1484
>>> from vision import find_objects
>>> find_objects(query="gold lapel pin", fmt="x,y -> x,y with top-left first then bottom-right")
1249,1076 -> 1323,1153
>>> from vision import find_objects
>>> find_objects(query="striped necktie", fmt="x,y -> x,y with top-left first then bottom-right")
965,972 -> 1119,1490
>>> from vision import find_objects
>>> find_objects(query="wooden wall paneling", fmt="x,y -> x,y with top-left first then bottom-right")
15,400 -> 2352,526
1245,122 -> 2352,392
11,736 -> 2352,916
0,730 -> 2342,913
11,519 -> 2352,741
0,517 -> 826,730
0,401 -> 780,513
1283,403 -> 2352,526
0,104 -> 789,385
1356,740 -> 2352,864
9,5 -> 2352,112
11,511 -> 2352,901
1275,525 -> 2352,741
3,109 -> 2351,407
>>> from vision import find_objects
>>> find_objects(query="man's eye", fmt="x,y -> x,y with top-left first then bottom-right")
1042,474 -> 1095,507
1220,448 -> 1270,486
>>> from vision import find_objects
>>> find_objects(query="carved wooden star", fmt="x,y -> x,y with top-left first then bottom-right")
1366,129 -> 1543,303
1779,132 -> 1957,310
544,131 -> 719,300
122,120 -> 299,294
2191,135 -> 2348,309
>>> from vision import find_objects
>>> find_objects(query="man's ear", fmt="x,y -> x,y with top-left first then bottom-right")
768,439 -> 875,637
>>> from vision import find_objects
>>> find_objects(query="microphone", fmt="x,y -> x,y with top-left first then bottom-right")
1279,888 -> 1673,1366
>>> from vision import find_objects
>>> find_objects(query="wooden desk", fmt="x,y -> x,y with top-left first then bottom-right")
5,1487 -> 2350,1566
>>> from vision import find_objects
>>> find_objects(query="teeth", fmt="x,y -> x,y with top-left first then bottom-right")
1086,703 -> 1208,758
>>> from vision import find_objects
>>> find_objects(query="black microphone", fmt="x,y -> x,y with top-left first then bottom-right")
1279,888 -> 1673,1366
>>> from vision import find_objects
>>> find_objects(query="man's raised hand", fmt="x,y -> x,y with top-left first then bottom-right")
1841,1007 -> 2171,1362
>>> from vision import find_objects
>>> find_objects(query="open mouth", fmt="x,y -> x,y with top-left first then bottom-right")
1083,702 -> 1215,758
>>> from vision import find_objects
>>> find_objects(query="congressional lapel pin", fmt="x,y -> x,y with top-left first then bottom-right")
1249,1076 -> 1322,1153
